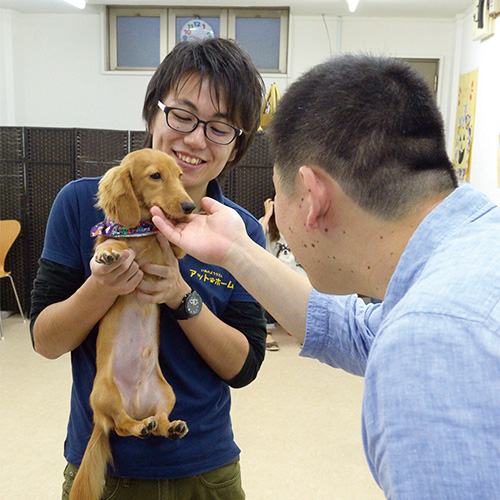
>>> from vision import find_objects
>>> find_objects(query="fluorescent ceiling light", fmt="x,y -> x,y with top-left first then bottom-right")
63,0 -> 87,8
346,0 -> 360,13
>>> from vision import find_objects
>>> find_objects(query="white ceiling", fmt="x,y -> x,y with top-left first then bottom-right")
0,0 -> 474,18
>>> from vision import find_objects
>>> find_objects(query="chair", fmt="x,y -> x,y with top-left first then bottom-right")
0,220 -> 26,340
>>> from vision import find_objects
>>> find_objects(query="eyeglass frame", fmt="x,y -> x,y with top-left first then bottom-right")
157,101 -> 243,145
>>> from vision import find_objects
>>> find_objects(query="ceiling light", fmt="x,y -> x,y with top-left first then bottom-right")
63,0 -> 87,9
346,0 -> 360,13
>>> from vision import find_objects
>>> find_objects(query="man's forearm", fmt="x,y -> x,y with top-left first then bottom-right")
151,201 -> 311,339
225,237 -> 311,342
33,276 -> 116,359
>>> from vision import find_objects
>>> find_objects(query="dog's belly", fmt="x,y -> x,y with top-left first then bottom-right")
111,300 -> 166,420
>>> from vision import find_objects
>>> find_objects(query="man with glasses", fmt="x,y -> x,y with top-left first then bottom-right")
31,38 -> 267,499
157,102 -> 243,145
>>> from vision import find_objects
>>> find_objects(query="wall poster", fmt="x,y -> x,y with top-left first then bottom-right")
452,69 -> 479,182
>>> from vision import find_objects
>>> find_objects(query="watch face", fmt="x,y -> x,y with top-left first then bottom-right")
186,292 -> 202,316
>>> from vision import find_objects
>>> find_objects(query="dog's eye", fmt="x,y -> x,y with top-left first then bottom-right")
150,172 -> 161,180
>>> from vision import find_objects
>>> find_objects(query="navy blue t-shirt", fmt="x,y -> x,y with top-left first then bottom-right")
39,177 -> 265,479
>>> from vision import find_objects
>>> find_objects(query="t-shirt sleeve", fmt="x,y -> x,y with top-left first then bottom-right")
222,301 -> 267,388
41,181 -> 87,270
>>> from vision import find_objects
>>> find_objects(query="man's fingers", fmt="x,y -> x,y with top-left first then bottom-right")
156,232 -> 176,260
200,196 -> 224,214
151,205 -> 170,222
152,213 -> 180,245
151,207 -> 173,233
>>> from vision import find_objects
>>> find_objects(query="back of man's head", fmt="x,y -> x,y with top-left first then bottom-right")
269,54 -> 457,219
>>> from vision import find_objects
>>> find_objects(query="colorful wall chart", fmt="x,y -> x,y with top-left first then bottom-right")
452,69 -> 479,181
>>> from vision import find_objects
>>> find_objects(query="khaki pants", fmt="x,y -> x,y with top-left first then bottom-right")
62,461 -> 245,500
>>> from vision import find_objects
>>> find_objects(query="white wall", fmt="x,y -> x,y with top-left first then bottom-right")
0,8 -> 18,124
1,5 -> 499,203
0,7 -> 459,131
292,16 -> 458,144
1,8 -> 152,130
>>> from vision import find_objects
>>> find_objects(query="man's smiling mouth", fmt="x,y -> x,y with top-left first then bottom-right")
176,152 -> 203,166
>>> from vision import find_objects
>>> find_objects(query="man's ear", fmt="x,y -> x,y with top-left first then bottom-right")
228,146 -> 238,163
299,165 -> 331,230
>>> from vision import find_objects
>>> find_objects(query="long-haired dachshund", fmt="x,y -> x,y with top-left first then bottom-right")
69,148 -> 194,500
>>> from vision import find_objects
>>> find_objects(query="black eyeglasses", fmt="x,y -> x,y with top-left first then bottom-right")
157,101 -> 243,146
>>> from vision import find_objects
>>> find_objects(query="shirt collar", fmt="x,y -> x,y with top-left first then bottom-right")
384,184 -> 496,311
207,178 -> 224,201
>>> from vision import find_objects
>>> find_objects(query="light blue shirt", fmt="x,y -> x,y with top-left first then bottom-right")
301,184 -> 500,499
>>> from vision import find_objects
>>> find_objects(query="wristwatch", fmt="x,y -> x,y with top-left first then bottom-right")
171,289 -> 203,320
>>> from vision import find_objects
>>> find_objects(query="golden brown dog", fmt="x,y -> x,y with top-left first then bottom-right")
69,148 -> 194,500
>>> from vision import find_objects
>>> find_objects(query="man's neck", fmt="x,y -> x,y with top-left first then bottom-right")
186,182 -> 209,213
344,194 -> 450,299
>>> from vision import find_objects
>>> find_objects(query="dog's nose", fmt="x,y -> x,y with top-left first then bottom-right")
181,201 -> 196,214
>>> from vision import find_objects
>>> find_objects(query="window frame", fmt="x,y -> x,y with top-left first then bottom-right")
107,6 -> 288,74
108,7 -> 167,71
228,8 -> 288,74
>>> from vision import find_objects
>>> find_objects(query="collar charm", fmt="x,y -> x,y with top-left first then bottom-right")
90,218 -> 159,238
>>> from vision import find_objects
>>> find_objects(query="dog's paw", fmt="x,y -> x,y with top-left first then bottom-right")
94,247 -> 123,265
138,417 -> 158,439
167,420 -> 188,441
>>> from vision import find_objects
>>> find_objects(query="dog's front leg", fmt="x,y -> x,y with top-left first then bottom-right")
94,237 -> 129,264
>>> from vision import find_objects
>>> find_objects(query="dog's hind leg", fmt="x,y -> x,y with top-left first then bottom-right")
150,373 -> 189,441
114,411 -> 158,439
91,377 -> 159,439
156,416 -> 189,441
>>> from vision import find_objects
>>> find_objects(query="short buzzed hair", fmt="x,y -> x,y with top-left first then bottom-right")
269,54 -> 457,219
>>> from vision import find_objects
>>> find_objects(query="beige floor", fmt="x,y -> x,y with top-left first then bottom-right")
0,314 -> 384,500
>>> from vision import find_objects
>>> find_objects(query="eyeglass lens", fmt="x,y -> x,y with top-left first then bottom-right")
167,108 -> 237,145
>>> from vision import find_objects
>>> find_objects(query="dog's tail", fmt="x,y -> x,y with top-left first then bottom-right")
69,425 -> 112,500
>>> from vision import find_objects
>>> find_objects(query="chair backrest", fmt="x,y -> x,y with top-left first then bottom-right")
0,220 -> 21,275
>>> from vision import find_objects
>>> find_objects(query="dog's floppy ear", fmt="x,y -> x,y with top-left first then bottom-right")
97,162 -> 141,228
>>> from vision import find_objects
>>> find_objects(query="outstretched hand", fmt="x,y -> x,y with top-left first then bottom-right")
151,197 -> 248,269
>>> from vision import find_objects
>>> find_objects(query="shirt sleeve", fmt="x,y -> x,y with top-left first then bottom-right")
221,301 -> 267,389
300,288 -> 384,376
41,181 -> 88,270
30,257 -> 85,349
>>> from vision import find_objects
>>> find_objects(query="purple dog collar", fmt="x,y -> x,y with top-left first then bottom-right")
90,218 -> 159,238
